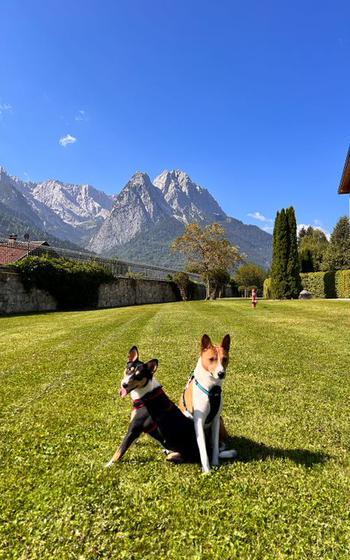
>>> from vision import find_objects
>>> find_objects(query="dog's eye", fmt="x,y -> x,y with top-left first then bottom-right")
209,357 -> 216,362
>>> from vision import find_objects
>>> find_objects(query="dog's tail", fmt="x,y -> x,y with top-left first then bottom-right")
219,449 -> 237,460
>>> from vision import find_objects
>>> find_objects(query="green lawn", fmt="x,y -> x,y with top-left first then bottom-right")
0,300 -> 349,559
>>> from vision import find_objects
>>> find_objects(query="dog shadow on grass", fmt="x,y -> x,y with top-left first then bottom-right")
227,436 -> 331,468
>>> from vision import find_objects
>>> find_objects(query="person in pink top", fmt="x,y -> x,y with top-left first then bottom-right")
251,288 -> 258,309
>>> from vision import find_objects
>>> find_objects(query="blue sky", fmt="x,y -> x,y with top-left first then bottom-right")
1,0 -> 349,235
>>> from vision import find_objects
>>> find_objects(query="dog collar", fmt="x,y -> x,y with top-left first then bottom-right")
132,386 -> 164,409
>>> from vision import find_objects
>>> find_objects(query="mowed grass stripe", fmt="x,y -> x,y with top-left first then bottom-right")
0,305 -> 161,416
0,300 -> 349,559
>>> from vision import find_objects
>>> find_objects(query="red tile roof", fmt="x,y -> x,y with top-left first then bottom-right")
0,241 -> 49,265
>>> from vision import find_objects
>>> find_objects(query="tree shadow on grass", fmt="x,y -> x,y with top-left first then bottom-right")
227,436 -> 331,468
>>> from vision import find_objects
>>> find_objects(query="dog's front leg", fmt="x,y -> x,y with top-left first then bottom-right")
194,413 -> 210,473
211,415 -> 220,467
105,424 -> 142,467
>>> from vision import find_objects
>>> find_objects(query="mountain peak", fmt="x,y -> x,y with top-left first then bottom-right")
153,169 -> 226,223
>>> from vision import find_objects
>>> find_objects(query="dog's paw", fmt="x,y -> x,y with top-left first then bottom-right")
166,452 -> 184,464
104,460 -> 115,468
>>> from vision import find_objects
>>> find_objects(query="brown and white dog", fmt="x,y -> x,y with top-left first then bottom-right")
180,334 -> 236,473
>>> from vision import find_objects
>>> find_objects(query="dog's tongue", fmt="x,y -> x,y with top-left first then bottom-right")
119,387 -> 128,398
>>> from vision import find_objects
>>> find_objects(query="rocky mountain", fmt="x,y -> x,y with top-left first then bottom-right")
153,170 -> 226,224
90,169 -> 272,268
0,165 -> 273,268
88,172 -> 173,253
0,167 -> 113,245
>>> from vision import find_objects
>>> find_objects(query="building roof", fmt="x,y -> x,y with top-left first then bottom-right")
338,146 -> 350,194
0,240 -> 50,265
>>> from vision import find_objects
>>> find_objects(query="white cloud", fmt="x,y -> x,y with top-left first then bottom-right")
0,103 -> 12,116
59,134 -> 77,147
247,211 -> 273,224
75,109 -> 87,121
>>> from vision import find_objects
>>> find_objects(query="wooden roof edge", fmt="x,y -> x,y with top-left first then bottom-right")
338,145 -> 350,194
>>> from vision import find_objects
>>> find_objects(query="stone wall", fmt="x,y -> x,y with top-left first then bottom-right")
0,268 -> 187,315
0,268 -> 56,315
98,277 -> 179,309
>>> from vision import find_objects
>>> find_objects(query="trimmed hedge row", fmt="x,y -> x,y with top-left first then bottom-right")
300,272 -> 336,298
263,278 -> 272,299
264,270 -> 350,299
335,269 -> 350,298
11,256 -> 114,310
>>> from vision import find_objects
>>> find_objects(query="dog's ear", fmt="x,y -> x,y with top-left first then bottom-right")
144,359 -> 158,376
221,334 -> 231,352
201,334 -> 212,351
128,346 -> 139,362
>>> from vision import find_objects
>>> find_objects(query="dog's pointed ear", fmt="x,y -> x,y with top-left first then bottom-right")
221,334 -> 231,352
128,346 -> 139,362
201,334 -> 212,351
145,359 -> 158,376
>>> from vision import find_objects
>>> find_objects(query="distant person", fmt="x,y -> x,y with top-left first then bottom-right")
251,288 -> 257,309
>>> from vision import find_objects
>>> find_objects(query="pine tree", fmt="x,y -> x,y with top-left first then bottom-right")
286,206 -> 301,298
322,216 -> 350,270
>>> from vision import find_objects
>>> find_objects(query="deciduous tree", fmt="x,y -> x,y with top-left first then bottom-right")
171,223 -> 243,299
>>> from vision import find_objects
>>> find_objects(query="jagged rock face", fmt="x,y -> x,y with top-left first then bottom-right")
30,180 -> 113,226
153,170 -> 226,223
89,172 -> 173,253
1,168 -> 113,244
0,168 -> 43,227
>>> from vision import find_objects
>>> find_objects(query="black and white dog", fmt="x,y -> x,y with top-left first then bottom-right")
105,346 -> 199,467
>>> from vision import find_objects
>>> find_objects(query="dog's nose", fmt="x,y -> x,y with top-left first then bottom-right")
218,371 -> 225,379
122,382 -> 128,388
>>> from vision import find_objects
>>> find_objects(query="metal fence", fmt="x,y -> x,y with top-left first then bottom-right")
0,238 -> 201,282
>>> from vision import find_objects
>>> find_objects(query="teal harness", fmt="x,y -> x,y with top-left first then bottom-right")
182,374 -> 222,425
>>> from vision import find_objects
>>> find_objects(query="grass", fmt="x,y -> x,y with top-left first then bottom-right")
0,299 -> 349,559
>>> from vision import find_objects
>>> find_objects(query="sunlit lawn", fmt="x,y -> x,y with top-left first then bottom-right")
0,299 -> 349,559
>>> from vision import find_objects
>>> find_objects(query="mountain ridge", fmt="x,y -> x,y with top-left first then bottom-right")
0,166 -> 272,268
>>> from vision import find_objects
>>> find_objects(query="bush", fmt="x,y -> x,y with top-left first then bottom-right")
263,278 -> 272,299
11,256 -> 114,310
170,272 -> 196,301
335,270 -> 350,298
300,272 -> 336,298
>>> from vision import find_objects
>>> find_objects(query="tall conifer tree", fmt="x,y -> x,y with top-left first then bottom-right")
286,206 -> 301,297
271,206 -> 301,298
271,209 -> 288,298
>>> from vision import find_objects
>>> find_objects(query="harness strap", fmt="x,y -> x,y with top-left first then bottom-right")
194,378 -> 210,396
194,377 -> 222,425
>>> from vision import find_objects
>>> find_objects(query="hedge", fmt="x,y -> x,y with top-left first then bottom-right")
263,278 -> 272,299
300,272 -> 336,298
264,271 -> 350,299
335,269 -> 350,298
11,256 -> 114,310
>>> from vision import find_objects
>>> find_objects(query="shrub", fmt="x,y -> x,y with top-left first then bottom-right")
335,270 -> 350,298
11,256 -> 114,310
300,272 -> 335,298
263,278 -> 272,299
